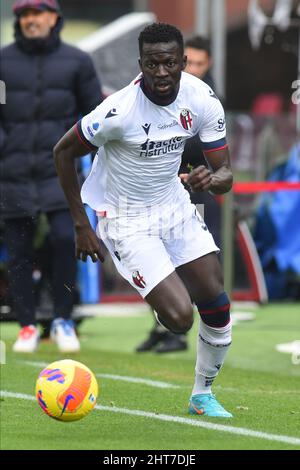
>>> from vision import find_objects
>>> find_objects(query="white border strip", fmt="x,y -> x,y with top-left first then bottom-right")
19,361 -> 180,389
1,391 -> 300,447
78,12 -> 156,52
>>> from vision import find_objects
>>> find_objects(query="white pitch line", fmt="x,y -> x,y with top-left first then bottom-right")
1,390 -> 300,447
18,360 -> 300,395
96,373 -> 180,389
19,360 -> 48,368
19,360 -> 180,389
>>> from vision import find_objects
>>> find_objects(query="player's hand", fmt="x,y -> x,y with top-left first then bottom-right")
75,225 -> 105,263
180,165 -> 213,192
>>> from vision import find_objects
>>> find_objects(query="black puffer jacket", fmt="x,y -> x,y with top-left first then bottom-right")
0,17 -> 102,219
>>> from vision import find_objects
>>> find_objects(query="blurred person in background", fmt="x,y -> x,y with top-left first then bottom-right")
0,0 -> 103,353
135,36 -> 222,353
185,36 -> 214,88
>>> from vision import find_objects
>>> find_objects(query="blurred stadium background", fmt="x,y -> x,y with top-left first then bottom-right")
0,0 -> 299,343
1,0 -> 300,452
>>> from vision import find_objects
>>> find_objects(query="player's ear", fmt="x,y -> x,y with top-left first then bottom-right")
182,55 -> 187,71
138,58 -> 142,71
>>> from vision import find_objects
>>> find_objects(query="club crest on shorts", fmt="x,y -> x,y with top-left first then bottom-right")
180,109 -> 193,130
132,270 -> 146,289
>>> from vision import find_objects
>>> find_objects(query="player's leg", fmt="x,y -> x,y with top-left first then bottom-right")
135,306 -> 188,353
176,253 -> 232,417
145,271 -> 194,334
166,205 -> 232,417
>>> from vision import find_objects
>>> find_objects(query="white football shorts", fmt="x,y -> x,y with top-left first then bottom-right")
97,203 -> 219,298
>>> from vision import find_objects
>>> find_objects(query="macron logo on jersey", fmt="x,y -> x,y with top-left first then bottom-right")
142,123 -> 151,135
208,88 -> 218,100
105,108 -> 118,119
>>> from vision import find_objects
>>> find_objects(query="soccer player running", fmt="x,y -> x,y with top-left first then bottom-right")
54,23 -> 233,418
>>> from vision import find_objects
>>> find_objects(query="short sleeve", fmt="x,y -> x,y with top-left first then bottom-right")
198,89 -> 228,153
76,99 -> 121,150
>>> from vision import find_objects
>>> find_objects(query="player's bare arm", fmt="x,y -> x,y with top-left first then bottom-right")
180,147 -> 233,195
54,126 -> 104,262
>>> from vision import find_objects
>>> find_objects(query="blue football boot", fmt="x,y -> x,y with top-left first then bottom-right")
189,393 -> 233,418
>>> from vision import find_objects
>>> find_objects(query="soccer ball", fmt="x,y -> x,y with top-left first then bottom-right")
35,359 -> 98,422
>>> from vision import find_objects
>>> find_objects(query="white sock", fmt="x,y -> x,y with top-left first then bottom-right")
192,318 -> 232,396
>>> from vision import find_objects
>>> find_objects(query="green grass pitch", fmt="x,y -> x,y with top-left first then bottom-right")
1,303 -> 300,450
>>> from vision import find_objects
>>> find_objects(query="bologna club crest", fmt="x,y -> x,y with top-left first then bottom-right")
180,109 -> 193,130
132,271 -> 146,289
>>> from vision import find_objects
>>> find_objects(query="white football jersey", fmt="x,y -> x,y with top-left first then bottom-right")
78,71 -> 227,215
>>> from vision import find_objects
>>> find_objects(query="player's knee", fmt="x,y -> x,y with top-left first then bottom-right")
196,292 -> 231,328
170,304 -> 194,334
175,317 -> 193,334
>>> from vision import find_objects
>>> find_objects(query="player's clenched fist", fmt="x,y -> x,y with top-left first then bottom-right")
180,165 -> 213,192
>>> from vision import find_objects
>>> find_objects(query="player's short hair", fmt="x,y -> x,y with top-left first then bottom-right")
185,36 -> 211,57
138,22 -> 184,56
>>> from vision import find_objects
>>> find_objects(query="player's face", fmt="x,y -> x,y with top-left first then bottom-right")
184,47 -> 212,80
139,41 -> 186,105
19,9 -> 58,39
